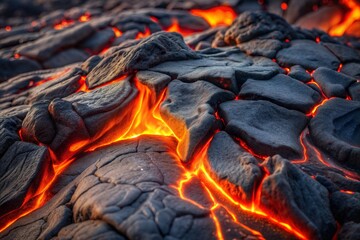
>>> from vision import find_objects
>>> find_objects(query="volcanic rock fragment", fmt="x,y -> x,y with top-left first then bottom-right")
161,80 -> 235,162
136,70 -> 171,100
323,42 -> 360,63
17,23 -> 95,61
219,100 -> 308,159
309,98 -> 360,171
0,117 -> 21,158
0,58 -> 41,82
87,31 -> 200,88
276,40 -> 340,70
313,67 -> 356,98
207,131 -> 263,202
288,65 -> 312,82
0,142 -> 51,216
260,155 -> 337,240
223,11 -> 295,44
330,191 -> 360,224
338,222 -> 360,240
239,74 -> 322,113
42,48 -> 89,69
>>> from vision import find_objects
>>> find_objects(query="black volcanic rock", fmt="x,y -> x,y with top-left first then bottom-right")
313,67 -> 356,98
0,117 -> 21,158
86,32 -> 200,88
223,11 -> 295,44
288,65 -> 312,82
160,80 -> 234,162
0,142 -> 51,216
276,40 -> 340,70
42,48 -> 89,69
0,58 -> 41,82
17,23 -> 95,61
260,155 -> 336,240
239,74 -> 321,113
338,222 -> 360,240
22,100 -> 56,145
219,100 -> 308,159
309,98 -> 360,171
330,191 -> 360,224
207,131 -> 263,203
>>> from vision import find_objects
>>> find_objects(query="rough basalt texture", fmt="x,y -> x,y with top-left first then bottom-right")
0,4 -> 360,240
309,98 -> 360,172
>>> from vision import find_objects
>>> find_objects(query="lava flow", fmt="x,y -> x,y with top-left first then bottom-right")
329,0 -> 360,36
190,6 -> 237,27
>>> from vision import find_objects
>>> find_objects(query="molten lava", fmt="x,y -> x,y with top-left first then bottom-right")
329,0 -> 360,36
190,6 -> 237,27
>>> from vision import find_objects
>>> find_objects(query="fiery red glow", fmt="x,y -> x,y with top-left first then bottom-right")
190,6 -> 237,27
329,0 -> 360,36
5,26 -> 11,31
281,2 -> 288,11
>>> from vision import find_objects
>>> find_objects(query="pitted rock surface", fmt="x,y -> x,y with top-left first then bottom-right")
0,2 -> 360,240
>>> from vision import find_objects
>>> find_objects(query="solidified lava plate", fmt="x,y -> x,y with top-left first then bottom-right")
0,0 -> 360,240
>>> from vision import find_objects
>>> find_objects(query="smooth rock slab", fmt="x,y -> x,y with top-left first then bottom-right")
219,100 -> 308,159
313,67 -> 356,98
160,80 -> 234,162
17,23 -> 95,61
276,40 -> 340,70
260,155 -> 336,240
309,98 -> 360,171
207,131 -> 263,203
87,31 -> 200,88
0,117 -> 21,158
239,74 -> 321,113
0,141 -> 51,216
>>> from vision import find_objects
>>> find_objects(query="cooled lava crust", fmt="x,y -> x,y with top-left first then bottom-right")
0,1 -> 360,240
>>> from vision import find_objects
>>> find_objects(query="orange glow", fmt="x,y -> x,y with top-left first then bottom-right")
340,190 -> 355,194
165,19 -> 196,37
14,53 -> 20,59
174,138 -> 306,239
136,27 -> 151,39
112,27 -> 122,37
236,137 -> 268,160
306,98 -> 329,117
54,19 -> 74,30
281,2 -> 288,11
315,37 -> 320,43
292,129 -> 309,164
190,6 -> 237,27
5,26 -> 11,31
79,13 -> 91,22
307,80 -> 327,99
329,0 -> 360,36
337,63 -> 343,72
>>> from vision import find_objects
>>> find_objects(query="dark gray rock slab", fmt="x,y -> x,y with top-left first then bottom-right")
0,117 -> 21,158
86,32 -> 200,88
309,98 -> 360,171
0,58 -> 41,82
288,65 -> 312,82
349,82 -> 360,101
330,191 -> 360,224
338,222 -> 360,240
79,28 -> 115,54
313,67 -> 356,98
22,100 -> 56,145
341,62 -> 360,78
276,40 -> 340,70
54,220 -> 126,240
42,48 -> 89,69
17,23 -> 95,61
223,11 -> 294,44
323,42 -> 360,63
207,131 -> 263,203
236,39 -> 284,59
219,100 -> 308,159
239,74 -> 322,113
260,155 -> 336,240
160,80 -> 234,162
0,141 -> 51,216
